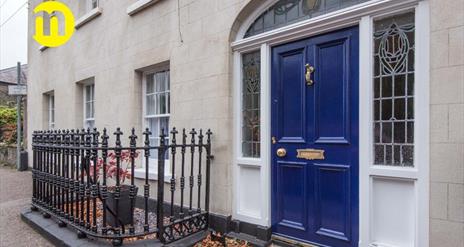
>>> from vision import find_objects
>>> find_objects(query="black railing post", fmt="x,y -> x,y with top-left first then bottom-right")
129,128 -> 137,234
91,128 -> 99,232
58,130 -> 64,218
205,129 -> 212,213
197,130 -> 203,213
189,129 -> 197,215
157,129 -> 166,242
78,129 -> 85,227
53,130 -> 59,214
45,131 -> 52,216
169,128 -> 178,222
179,129 -> 187,221
55,130 -> 63,215
101,128 -> 109,235
39,131 -> 44,207
85,129 -> 92,229
113,127 -> 123,237
64,130 -> 71,220
69,130 -> 75,222
31,131 -> 37,206
143,128 -> 151,232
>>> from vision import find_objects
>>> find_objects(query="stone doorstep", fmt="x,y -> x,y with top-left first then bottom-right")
20,208 -> 209,247
225,232 -> 271,247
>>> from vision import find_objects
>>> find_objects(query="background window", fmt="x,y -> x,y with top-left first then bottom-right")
373,12 -> 415,167
242,51 -> 261,158
144,70 -> 170,159
84,84 -> 95,129
87,0 -> 98,11
48,94 -> 55,129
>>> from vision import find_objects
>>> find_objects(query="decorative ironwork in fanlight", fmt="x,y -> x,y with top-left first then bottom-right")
242,51 -> 261,158
373,13 -> 415,167
244,0 -> 370,38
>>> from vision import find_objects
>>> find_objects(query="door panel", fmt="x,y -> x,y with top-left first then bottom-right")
271,27 -> 359,247
314,39 -> 350,144
314,163 -> 351,241
275,42 -> 307,143
276,161 -> 308,231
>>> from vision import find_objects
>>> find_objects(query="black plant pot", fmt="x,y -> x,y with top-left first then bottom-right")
105,185 -> 138,227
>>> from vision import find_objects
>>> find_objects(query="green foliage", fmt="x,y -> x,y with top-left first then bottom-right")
0,106 -> 17,144
0,106 -> 16,127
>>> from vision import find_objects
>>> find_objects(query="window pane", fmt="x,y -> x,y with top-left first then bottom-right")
149,137 -> 158,159
90,84 -> 94,101
148,118 -> 158,137
146,74 -> 154,94
85,120 -> 94,129
242,51 -> 261,158
50,95 -> 55,122
146,117 -> 170,159
155,71 -> 168,92
85,102 -> 91,118
373,12 -> 415,167
49,95 -> 55,129
146,94 -> 155,115
85,85 -> 91,102
90,101 -> 94,118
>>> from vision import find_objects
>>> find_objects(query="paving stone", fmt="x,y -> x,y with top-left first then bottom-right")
0,166 -> 52,247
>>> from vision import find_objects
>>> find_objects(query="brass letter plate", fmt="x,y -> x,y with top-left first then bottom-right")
296,149 -> 325,160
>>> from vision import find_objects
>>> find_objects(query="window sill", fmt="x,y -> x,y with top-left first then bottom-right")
75,7 -> 102,29
127,0 -> 161,16
133,167 -> 173,183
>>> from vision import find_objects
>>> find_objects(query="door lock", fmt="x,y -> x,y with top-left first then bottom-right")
276,148 -> 287,158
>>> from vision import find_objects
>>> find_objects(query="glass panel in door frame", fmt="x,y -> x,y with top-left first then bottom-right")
372,12 -> 415,167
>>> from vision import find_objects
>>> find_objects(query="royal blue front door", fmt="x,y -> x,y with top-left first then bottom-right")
271,27 -> 359,247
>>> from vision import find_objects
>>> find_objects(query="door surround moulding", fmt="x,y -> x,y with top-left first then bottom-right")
232,2 -> 429,247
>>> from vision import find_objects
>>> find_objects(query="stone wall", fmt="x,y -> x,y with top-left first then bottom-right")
429,0 -> 464,246
0,145 -> 17,166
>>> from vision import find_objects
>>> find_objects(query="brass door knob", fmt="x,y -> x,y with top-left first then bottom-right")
276,148 -> 287,157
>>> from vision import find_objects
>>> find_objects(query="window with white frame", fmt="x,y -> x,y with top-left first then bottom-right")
143,70 -> 170,159
48,94 -> 55,129
373,12 -> 415,167
84,84 -> 95,129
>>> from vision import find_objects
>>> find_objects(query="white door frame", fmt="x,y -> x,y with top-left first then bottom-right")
231,0 -> 429,246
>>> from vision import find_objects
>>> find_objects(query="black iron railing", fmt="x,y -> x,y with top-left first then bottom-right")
31,127 -> 212,246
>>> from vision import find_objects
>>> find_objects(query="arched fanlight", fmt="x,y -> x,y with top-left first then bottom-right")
245,0 -> 369,38
303,0 -> 320,12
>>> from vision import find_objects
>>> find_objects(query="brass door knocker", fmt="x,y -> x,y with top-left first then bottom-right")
305,64 -> 315,86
